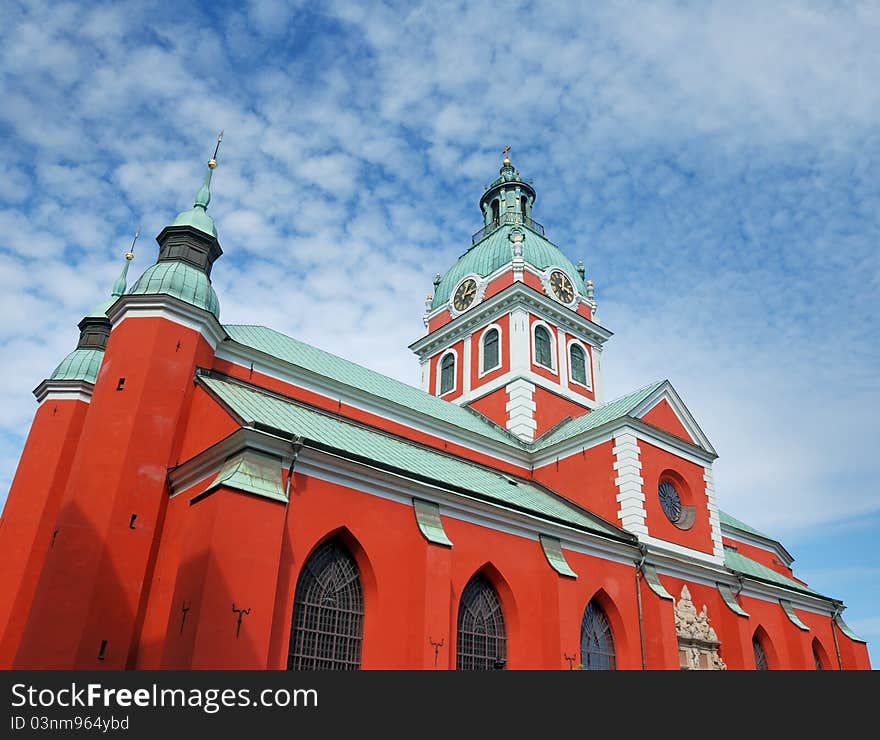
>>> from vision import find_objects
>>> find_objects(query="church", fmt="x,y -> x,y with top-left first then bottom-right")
0,144 -> 870,670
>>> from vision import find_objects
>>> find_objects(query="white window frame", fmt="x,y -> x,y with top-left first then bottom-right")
567,338 -> 592,390
436,348 -> 458,396
531,319 -> 557,374
477,323 -> 503,377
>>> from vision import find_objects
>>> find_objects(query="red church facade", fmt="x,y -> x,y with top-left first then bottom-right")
0,149 -> 870,670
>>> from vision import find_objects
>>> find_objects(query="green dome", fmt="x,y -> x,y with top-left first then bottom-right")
170,205 -> 217,238
128,261 -> 220,317
86,297 -> 115,319
432,223 -> 586,309
50,348 -> 103,383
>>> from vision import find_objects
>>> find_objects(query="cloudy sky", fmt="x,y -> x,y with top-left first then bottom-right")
1,0 -> 878,665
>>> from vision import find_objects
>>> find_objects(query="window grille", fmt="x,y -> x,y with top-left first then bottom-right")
457,574 -> 507,670
483,328 -> 499,372
534,326 -> 552,368
569,344 -> 587,385
580,600 -> 616,670
753,636 -> 769,670
440,353 -> 455,394
288,539 -> 364,671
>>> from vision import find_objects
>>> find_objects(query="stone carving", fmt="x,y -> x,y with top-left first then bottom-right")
674,585 -> 727,670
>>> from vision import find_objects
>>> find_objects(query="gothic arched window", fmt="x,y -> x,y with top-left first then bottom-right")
482,328 -> 499,373
457,574 -> 507,670
288,539 -> 364,671
534,325 -> 553,369
581,599 -> 616,670
569,343 -> 588,386
440,353 -> 455,395
753,635 -> 769,670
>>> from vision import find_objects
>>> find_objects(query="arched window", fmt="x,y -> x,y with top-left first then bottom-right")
439,353 -> 455,395
753,635 -> 769,670
581,599 -> 616,670
520,195 -> 528,221
457,574 -> 506,670
491,199 -> 500,225
482,328 -> 499,373
288,538 -> 364,671
812,638 -> 828,670
534,325 -> 553,369
569,343 -> 588,386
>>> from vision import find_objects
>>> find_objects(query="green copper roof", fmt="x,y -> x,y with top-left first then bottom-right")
205,449 -> 286,502
50,348 -> 103,383
532,380 -> 666,450
223,325 -> 528,449
724,548 -> 822,598
719,510 -> 773,540
200,373 -> 629,540
431,223 -> 586,309
129,261 -> 220,317
170,165 -> 218,237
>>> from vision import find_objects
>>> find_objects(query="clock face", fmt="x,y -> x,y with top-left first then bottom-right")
453,278 -> 478,311
549,270 -> 574,303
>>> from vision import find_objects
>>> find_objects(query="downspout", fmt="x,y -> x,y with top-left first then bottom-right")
830,602 -> 844,671
284,437 -> 304,500
634,544 -> 648,671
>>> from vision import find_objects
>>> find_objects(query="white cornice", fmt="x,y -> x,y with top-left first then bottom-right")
33,379 -> 94,404
650,548 -> 838,616
411,281 -> 612,358
171,424 -> 838,616
457,370 -> 599,410
106,293 -> 226,350
721,524 -> 795,567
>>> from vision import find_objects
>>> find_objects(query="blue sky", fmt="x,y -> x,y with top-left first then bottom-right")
0,0 -> 878,665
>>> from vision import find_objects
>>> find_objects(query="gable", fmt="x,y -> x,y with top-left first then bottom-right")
630,382 -> 716,456
639,398 -> 695,444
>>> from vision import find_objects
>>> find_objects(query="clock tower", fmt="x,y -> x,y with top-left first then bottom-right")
410,151 -> 612,442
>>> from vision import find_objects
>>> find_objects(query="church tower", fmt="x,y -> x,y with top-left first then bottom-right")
0,247 -> 135,665
410,150 -> 612,441
10,138 -> 227,669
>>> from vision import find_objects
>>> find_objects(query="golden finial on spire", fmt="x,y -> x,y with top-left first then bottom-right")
587,279 -> 593,287
125,228 -> 140,261
208,130 -> 224,169
502,145 -> 511,166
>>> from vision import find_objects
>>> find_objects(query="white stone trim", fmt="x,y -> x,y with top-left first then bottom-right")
640,534 -> 725,566
412,279 -> 612,359
566,337 -> 593,390
629,381 -> 716,456
459,369 -> 598,411
591,346 -> 603,402
419,359 -> 429,392
462,331 -> 472,394
557,329 -> 569,390
436,348 -> 458,397
477,323 -> 503,377
509,307 -> 531,375
530,319 -> 558,374
106,293 -> 225,350
33,379 -> 94,404
505,379 -> 537,441
613,431 -> 647,536
704,466 -> 725,560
